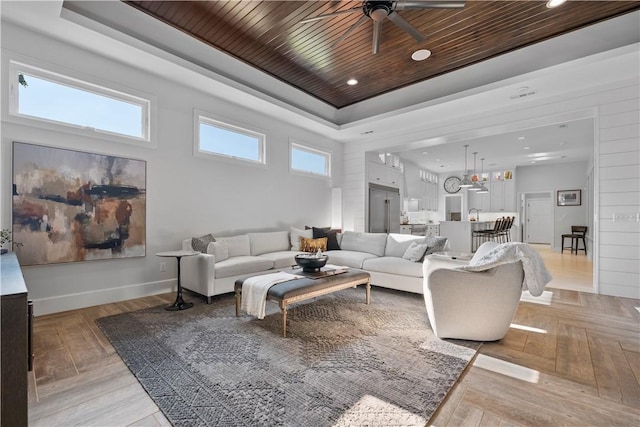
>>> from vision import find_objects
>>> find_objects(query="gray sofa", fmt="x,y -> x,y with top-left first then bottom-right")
180,229 -> 444,303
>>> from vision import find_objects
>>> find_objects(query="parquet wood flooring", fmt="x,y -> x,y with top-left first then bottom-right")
28,248 -> 639,426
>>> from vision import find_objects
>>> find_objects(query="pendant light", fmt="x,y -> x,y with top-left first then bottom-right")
477,158 -> 489,193
459,144 -> 473,188
468,152 -> 481,191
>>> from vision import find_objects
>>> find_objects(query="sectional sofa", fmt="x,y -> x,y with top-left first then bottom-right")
180,229 -> 446,303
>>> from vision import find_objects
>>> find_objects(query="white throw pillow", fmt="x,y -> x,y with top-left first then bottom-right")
216,234 -> 251,257
290,226 -> 313,251
340,231 -> 387,256
249,231 -> 290,255
402,242 -> 430,262
206,241 -> 229,262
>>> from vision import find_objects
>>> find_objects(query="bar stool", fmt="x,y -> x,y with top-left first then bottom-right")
561,226 -> 588,254
472,217 -> 503,251
498,216 -> 514,243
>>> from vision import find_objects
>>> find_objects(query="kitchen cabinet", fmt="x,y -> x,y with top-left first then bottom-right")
424,180 -> 439,211
490,181 -> 505,211
387,167 -> 402,187
405,167 -> 438,211
490,179 -> 516,212
468,169 -> 515,212
425,224 -> 440,237
368,161 -> 402,188
468,190 -> 490,212
399,224 -> 434,235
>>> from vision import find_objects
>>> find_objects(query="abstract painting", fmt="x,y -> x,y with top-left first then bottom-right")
12,142 -> 146,266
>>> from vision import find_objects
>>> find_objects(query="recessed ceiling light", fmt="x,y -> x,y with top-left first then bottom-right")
421,151 -> 428,155
546,0 -> 567,8
411,49 -> 432,61
518,136 -> 526,140
530,161 -> 537,164
435,158 -> 441,162
523,146 -> 531,150
347,78 -> 358,86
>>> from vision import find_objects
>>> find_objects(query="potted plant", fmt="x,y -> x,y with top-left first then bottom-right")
1,229 -> 15,255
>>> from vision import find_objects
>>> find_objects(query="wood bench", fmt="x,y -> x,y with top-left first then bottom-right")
235,269 -> 371,337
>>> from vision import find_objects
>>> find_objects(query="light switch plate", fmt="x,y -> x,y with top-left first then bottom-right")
612,213 -> 640,222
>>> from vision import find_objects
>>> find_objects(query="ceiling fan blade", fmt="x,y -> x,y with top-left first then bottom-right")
299,7 -> 362,24
387,11 -> 425,42
372,20 -> 382,55
333,14 -> 369,47
394,1 -> 466,10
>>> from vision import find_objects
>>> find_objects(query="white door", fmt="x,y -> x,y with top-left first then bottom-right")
526,199 -> 552,244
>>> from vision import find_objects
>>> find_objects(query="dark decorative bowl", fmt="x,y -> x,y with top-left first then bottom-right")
295,254 -> 328,272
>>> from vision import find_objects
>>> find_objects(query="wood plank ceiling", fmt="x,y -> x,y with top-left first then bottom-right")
124,1 -> 640,108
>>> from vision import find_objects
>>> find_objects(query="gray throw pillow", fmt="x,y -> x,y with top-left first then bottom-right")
423,236 -> 447,257
192,233 -> 215,253
402,242 -> 429,262
206,241 -> 229,262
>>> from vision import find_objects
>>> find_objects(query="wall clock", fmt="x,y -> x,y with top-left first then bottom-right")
444,176 -> 461,194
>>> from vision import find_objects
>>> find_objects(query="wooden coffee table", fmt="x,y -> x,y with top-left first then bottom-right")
235,268 -> 371,337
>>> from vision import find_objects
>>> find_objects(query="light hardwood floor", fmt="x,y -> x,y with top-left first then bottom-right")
28,248 -> 639,426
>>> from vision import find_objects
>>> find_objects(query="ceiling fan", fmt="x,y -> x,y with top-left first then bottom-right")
300,1 -> 466,55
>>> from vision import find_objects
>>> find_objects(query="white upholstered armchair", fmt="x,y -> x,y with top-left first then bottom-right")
422,255 -> 524,341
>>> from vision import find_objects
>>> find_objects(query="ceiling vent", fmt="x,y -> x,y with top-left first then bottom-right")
510,87 -> 537,100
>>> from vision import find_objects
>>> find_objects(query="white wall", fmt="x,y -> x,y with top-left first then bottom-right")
0,22 -> 343,314
597,90 -> 640,298
517,161 -> 588,251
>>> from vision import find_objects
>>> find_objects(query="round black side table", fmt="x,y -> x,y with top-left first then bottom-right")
156,250 -> 199,311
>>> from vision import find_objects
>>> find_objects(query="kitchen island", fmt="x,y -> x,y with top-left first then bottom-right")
439,221 -> 493,253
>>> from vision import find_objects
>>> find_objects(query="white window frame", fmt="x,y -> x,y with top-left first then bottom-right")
195,110 -> 266,166
289,140 -> 332,178
7,60 -> 152,145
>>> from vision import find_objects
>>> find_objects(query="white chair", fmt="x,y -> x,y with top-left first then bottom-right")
422,252 -> 524,341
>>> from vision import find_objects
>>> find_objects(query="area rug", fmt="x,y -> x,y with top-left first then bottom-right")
97,287 -> 480,427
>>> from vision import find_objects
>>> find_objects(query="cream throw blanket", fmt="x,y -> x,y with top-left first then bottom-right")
461,242 -> 552,297
241,272 -> 302,319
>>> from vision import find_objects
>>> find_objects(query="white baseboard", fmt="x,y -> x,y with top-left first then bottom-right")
31,279 -> 176,316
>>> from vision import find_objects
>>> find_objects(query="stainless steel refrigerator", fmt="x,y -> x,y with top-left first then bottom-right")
369,184 -> 400,233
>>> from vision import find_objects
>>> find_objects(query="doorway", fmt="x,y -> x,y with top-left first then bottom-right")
444,194 -> 463,221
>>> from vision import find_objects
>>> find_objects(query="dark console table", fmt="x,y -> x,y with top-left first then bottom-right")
1,253 -> 30,427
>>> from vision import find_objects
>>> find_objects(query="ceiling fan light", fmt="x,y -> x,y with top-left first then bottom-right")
370,8 -> 388,22
411,49 -> 431,61
546,0 -> 567,8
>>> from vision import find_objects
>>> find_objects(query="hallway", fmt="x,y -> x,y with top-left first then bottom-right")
532,243 -> 593,293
